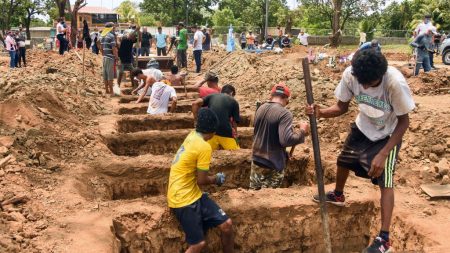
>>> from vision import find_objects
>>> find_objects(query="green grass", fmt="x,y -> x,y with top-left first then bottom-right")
337,44 -> 412,54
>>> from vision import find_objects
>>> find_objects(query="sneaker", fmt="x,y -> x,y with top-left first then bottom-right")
362,237 -> 392,253
312,191 -> 345,206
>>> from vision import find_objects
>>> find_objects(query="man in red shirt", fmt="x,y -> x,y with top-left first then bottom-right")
194,71 -> 221,98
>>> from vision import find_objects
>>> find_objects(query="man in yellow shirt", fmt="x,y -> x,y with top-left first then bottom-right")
168,108 -> 234,253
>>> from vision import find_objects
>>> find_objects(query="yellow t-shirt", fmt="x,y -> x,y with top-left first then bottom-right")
167,131 -> 212,208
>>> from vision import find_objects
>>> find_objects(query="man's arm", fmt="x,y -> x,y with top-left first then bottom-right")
197,170 -> 217,185
368,114 -> 409,177
192,98 -> 204,120
135,76 -> 155,103
279,112 -> 308,147
306,100 -> 350,118
194,79 -> 207,88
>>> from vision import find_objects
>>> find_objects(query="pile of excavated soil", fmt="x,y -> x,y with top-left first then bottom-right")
407,68 -> 450,95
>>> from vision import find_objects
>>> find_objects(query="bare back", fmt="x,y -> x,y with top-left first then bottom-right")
167,73 -> 184,86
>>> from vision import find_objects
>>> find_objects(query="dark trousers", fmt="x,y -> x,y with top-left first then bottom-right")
85,37 -> 92,49
141,47 -> 150,56
15,50 -> 19,67
177,49 -> 187,68
429,51 -> 434,67
57,34 -> 67,55
92,43 -> 99,54
19,47 -> 26,66
193,50 -> 202,73
157,47 -> 167,56
241,43 -> 246,50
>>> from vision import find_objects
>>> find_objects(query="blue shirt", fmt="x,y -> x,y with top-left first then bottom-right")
156,33 -> 167,48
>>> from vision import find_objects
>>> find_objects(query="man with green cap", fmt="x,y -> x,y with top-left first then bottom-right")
168,108 -> 234,253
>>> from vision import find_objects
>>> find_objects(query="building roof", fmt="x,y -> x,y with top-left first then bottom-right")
77,6 -> 116,14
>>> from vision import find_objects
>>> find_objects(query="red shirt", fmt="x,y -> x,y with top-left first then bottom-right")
199,86 -> 221,98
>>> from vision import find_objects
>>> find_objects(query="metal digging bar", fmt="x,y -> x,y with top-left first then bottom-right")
302,57 -> 332,253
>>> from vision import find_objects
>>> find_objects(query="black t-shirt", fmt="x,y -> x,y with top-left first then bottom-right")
118,38 -> 136,63
266,38 -> 274,44
203,93 -> 240,138
141,32 -> 152,47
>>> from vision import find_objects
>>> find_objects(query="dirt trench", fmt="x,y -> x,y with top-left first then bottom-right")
110,188 -> 424,253
83,149 -> 317,200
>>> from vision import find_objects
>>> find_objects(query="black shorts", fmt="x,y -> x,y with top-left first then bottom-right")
172,193 -> 229,245
337,123 -> 401,188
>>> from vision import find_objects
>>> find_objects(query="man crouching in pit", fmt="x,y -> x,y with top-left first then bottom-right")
167,108 -> 234,253
250,83 -> 310,189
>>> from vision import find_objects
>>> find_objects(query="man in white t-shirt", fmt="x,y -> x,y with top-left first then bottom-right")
192,25 -> 205,73
297,31 -> 309,47
131,68 -> 163,98
132,68 -> 177,114
306,50 -> 415,253
415,14 -> 436,37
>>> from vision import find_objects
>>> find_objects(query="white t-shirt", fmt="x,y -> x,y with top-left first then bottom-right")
415,22 -> 436,36
193,31 -> 204,51
57,23 -> 65,35
297,33 -> 309,45
147,82 -> 177,115
137,69 -> 163,96
335,66 -> 415,141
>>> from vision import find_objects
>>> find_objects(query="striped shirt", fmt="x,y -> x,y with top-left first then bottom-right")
101,32 -> 116,59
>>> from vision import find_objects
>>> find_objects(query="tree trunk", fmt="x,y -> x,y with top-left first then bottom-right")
25,18 -> 32,40
70,11 -> 78,47
55,0 -> 66,18
329,0 -> 342,47
285,15 -> 293,35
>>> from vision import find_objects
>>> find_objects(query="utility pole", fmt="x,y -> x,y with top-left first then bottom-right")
265,0 -> 269,39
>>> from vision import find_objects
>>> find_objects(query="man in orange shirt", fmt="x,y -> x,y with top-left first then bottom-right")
246,31 -> 256,50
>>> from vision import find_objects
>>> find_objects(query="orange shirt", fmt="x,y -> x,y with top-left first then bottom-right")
247,35 -> 255,45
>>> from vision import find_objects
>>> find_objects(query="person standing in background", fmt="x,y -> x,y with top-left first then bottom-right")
83,20 -> 92,49
17,28 -> 26,67
141,27 -> 152,56
240,32 -> 247,50
202,27 -> 211,51
5,31 -> 17,68
155,26 -> 168,56
177,22 -> 188,69
193,25 -> 204,73
359,31 -> 367,46
13,31 -> 21,67
56,17 -> 68,55
91,28 -> 99,54
276,25 -> 283,48
247,31 -> 255,50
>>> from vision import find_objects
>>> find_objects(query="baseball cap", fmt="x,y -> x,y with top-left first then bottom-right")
271,82 -> 291,98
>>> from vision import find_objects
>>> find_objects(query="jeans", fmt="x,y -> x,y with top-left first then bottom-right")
19,47 -> 26,66
157,47 -> 167,56
57,34 -> 67,55
415,54 -> 431,75
429,51 -> 434,67
247,44 -> 255,50
141,47 -> 150,56
92,43 -> 99,54
177,49 -> 187,68
15,50 -> 19,67
9,51 -> 16,68
193,50 -> 202,73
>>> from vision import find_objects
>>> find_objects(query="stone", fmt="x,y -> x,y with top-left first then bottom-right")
429,153 -> 439,162
0,136 -> 14,148
436,158 -> 449,176
423,208 -> 436,216
441,175 -> 450,185
431,144 -> 445,156
37,107 -> 50,115
0,146 -> 8,155
410,147 -> 422,159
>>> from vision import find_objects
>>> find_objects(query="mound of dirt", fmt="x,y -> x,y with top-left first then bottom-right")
407,69 -> 450,95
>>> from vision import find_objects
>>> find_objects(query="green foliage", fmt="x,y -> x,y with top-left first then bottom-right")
117,0 -> 140,23
139,14 -> 157,26
212,7 -> 242,27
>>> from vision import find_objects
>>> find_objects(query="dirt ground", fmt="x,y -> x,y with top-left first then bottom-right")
0,45 -> 449,253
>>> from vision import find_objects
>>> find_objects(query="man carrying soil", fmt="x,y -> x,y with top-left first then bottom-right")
250,83 -> 309,190
192,85 -> 240,151
194,71 -> 221,98
306,50 -> 415,253
166,65 -> 186,86
168,107 -> 234,253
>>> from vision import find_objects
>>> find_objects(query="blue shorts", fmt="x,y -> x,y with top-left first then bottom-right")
171,193 -> 229,245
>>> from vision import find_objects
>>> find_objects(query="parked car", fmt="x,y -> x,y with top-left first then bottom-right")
439,38 -> 450,65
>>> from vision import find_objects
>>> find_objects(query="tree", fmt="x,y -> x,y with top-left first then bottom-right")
0,0 -> 22,33
140,0 -> 217,26
53,0 -> 68,18
299,0 -> 384,47
117,0 -> 139,23
23,0 -> 45,39
212,7 -> 242,27
69,0 -> 86,46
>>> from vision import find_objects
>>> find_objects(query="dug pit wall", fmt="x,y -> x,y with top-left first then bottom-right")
87,149 -> 315,200
104,127 -> 254,156
116,113 -> 252,133
110,188 -> 425,253
117,102 -> 192,115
